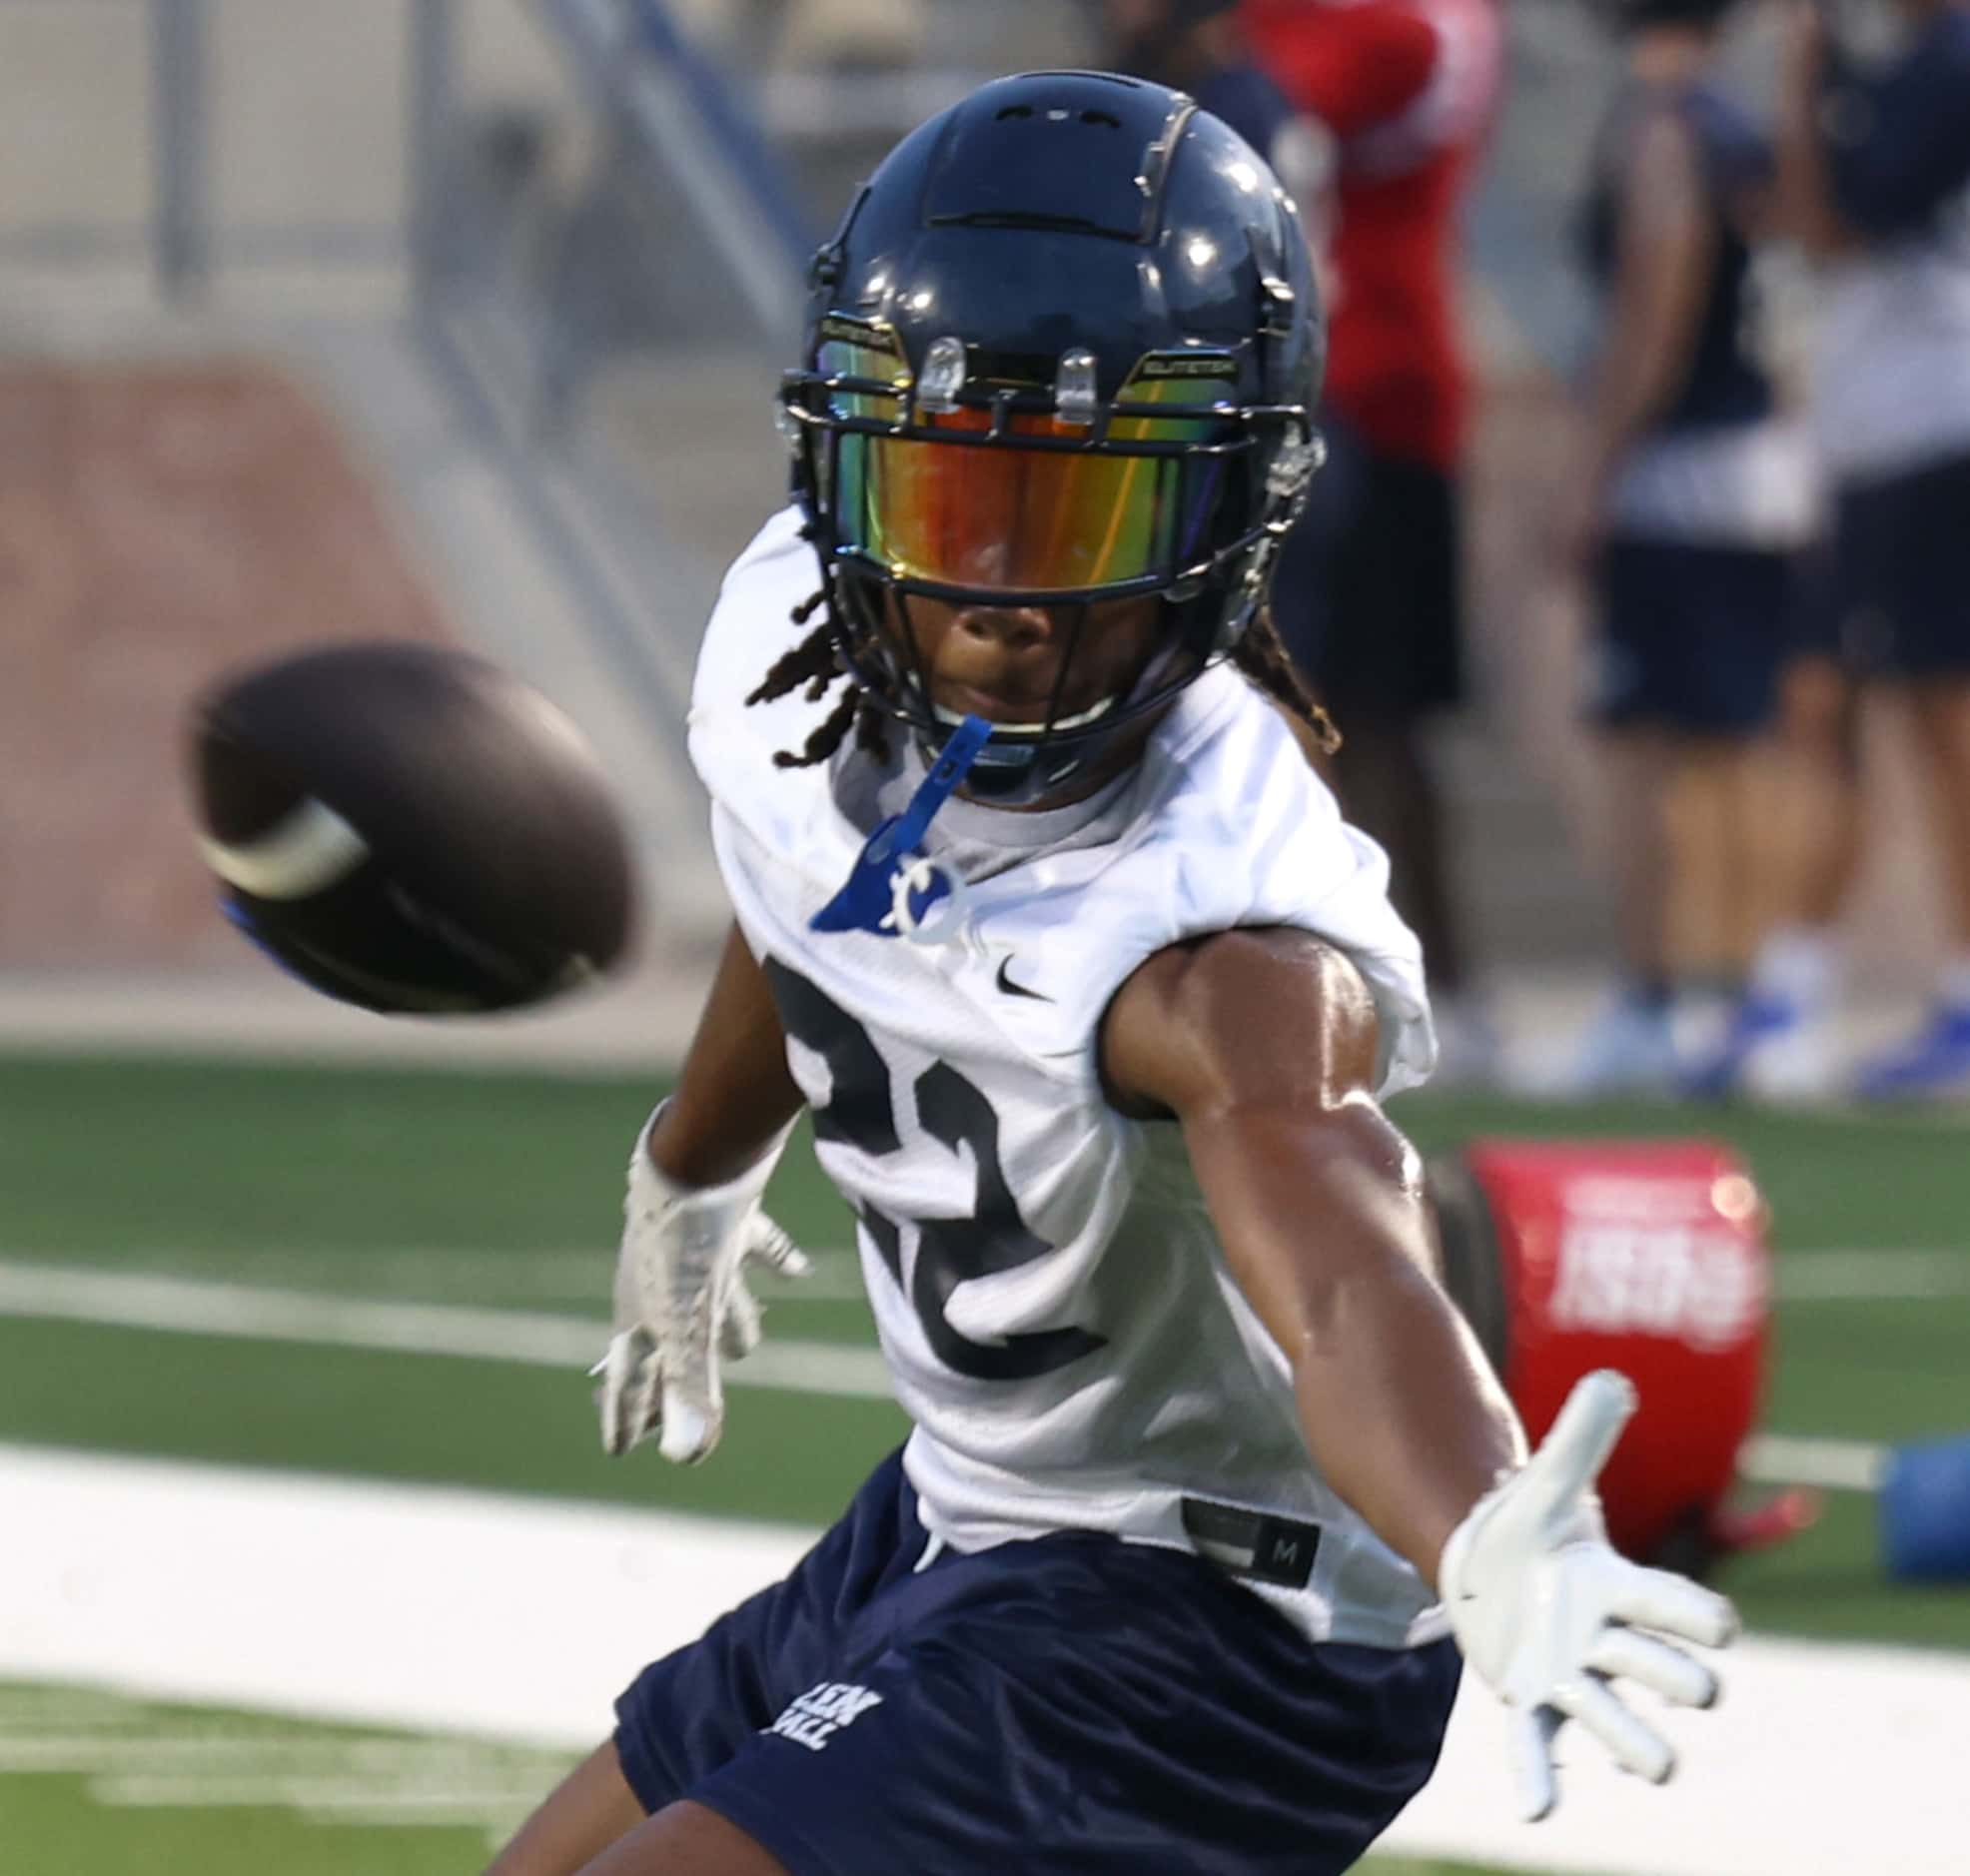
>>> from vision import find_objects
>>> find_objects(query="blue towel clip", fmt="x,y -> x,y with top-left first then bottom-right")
810,714 -> 992,937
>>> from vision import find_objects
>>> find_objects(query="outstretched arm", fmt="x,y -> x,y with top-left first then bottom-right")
598,922 -> 809,1464
1101,927 -> 1734,1818
1101,926 -> 1519,1582
648,923 -> 806,1186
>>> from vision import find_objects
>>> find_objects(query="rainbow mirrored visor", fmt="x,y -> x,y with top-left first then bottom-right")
793,335 -> 1251,596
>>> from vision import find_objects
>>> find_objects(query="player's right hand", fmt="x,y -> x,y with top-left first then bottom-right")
1439,1371 -> 1738,1822
596,1111 -> 809,1464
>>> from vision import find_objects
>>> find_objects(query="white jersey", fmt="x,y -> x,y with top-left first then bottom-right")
688,507 -> 1446,1650
1606,419 -> 1819,551
1814,228 -> 1970,483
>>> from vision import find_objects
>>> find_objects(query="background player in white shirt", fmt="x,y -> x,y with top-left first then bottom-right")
488,70 -> 1733,1876
1708,0 -> 1970,1098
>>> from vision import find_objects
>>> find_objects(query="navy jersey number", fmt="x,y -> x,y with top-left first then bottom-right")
763,958 -> 1103,1381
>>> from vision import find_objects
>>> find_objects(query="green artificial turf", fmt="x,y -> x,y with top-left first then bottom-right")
3,1052 -> 1968,1650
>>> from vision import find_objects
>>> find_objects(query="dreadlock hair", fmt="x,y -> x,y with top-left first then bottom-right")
743,592 -> 1340,773
744,592 -> 892,770
1235,604 -> 1343,756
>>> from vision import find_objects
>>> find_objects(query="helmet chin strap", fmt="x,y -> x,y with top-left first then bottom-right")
916,651 -> 1165,805
1211,533 -> 1279,654
810,713 -> 994,941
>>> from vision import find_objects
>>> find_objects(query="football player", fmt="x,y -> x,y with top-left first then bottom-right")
1698,0 -> 1970,1101
488,72 -> 1733,1876
1562,0 -> 1814,1093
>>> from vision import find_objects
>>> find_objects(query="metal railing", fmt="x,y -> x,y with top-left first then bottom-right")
0,0 -> 815,902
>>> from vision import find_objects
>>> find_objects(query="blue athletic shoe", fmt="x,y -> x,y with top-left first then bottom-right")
1682,993 -> 1806,1101
1851,1004 -> 1970,1101
1556,991 -> 1681,1096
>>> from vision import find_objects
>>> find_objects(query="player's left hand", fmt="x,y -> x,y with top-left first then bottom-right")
596,1113 -> 810,1464
1439,1371 -> 1739,1822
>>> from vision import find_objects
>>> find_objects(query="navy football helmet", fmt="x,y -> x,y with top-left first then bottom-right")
779,69 -> 1325,802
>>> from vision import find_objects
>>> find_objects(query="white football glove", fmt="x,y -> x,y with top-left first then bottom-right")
1440,1370 -> 1738,1823
595,1109 -> 808,1464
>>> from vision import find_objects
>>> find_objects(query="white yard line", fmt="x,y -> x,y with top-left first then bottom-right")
0,1245 -> 870,1305
1775,1248 -> 1970,1301
0,1261 -> 892,1401
0,1261 -> 1934,1495
11,1242 -> 1961,1312
1739,1432 -> 1890,1492
0,1693 -> 569,1843
1,1443 -> 1965,1875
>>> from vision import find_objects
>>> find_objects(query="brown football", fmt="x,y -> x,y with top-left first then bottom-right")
190,641 -> 636,1014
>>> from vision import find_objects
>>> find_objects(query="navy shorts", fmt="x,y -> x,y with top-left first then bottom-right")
1590,535 -> 1796,733
1825,453 -> 1970,676
613,1450 -> 1460,1875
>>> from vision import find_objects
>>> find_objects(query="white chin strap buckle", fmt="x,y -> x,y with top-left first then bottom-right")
889,856 -> 974,947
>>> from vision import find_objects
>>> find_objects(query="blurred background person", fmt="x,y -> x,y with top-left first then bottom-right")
1692,0 -> 1970,1100
1104,0 -> 1301,167
1241,0 -> 1505,1081
1557,0 -> 1814,1094
726,0 -> 926,75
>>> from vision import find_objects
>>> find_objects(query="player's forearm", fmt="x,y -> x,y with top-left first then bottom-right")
647,922 -> 805,1188
1288,1217 -> 1523,1589
1192,1102 -> 1523,1589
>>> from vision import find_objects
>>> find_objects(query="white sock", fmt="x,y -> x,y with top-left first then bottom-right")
1936,953 -> 1970,1011
1753,927 -> 1839,1009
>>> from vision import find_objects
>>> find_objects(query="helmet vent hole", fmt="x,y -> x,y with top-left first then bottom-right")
995,104 -> 1035,121
1080,110 -> 1122,129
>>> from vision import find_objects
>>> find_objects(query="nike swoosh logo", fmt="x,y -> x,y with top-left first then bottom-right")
995,956 -> 1053,1003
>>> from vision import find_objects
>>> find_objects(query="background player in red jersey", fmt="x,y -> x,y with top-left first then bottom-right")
1243,0 -> 1505,1076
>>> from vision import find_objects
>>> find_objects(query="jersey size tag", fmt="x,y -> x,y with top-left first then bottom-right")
810,714 -> 991,939
1181,1497 -> 1323,1590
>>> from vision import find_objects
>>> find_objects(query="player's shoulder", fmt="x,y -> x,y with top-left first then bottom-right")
1863,8 -> 1970,106
688,505 -> 835,834
1103,922 -> 1382,1118
1129,666 -> 1349,881
691,505 -> 815,717
1652,79 -> 1762,190
1002,676 -> 1436,1097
